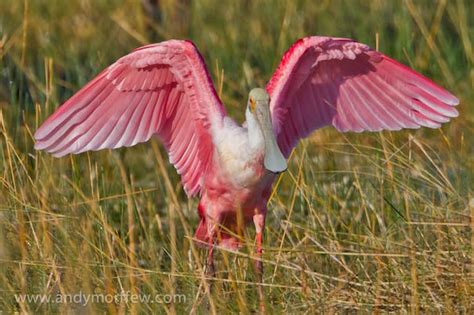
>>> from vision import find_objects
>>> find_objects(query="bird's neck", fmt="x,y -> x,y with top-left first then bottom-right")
245,108 -> 265,150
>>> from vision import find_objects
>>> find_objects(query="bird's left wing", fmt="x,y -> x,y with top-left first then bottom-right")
267,36 -> 459,157
34,40 -> 226,196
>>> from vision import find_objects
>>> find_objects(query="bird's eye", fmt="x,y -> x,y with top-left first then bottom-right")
249,98 -> 256,113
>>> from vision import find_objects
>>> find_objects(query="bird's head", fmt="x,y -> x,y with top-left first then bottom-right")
248,88 -> 287,174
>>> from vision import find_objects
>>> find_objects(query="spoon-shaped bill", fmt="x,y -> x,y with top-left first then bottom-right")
256,103 -> 287,173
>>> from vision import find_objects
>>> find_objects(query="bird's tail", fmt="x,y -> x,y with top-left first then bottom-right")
194,218 -> 210,248
194,204 -> 242,250
194,218 -> 241,250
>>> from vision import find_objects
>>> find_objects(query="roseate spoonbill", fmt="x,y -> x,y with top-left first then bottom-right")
34,36 -> 459,286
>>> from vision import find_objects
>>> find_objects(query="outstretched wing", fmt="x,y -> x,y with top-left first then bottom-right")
267,36 -> 459,157
34,40 -> 226,197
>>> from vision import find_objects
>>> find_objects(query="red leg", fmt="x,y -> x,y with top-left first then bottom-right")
253,212 -> 266,313
205,241 -> 215,277
255,231 -> 263,278
205,220 -> 216,278
203,227 -> 216,312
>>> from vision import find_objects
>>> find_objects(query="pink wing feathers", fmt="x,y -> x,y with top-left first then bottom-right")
34,40 -> 226,196
267,36 -> 459,157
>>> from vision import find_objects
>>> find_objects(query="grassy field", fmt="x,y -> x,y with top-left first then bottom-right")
0,0 -> 473,313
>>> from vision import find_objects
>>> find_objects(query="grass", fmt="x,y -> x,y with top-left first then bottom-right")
0,0 -> 473,313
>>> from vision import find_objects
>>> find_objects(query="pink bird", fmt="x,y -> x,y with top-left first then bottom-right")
34,36 -> 459,295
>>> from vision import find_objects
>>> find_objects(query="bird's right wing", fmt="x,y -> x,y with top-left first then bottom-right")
267,36 -> 459,157
34,40 -> 226,197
